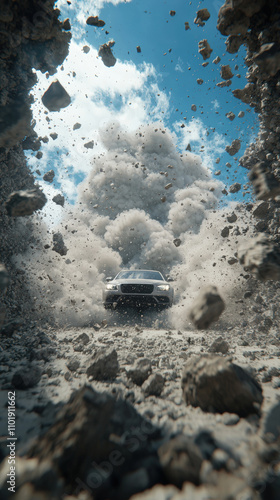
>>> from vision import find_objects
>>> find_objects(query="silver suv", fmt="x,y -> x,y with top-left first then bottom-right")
103,270 -> 174,310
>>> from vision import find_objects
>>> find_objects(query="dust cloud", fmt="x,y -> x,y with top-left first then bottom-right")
15,123 -> 253,328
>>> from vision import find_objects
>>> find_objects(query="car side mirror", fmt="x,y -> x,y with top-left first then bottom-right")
166,277 -> 174,282
106,277 -> 113,282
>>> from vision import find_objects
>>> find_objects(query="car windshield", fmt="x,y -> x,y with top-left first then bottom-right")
115,270 -> 164,281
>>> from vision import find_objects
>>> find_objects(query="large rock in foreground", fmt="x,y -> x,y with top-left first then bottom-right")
181,355 -> 263,416
86,347 -> 119,380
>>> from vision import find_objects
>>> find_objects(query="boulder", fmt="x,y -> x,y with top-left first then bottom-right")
198,39 -> 213,60
41,80 -> 71,111
86,347 -> 119,380
86,16 -> 105,27
188,286 -> 225,329
43,169 -> 55,183
5,189 -> 47,216
194,8 -> 210,26
225,139 -> 241,156
181,354 -> 263,416
229,182 -> 241,193
52,194 -> 65,207
220,65 -> 233,80
209,336 -> 229,354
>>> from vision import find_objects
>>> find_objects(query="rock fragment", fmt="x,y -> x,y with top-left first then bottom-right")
86,347 -> 119,380
52,232 -> 68,256
73,122 -> 81,130
82,45 -> 90,53
209,336 -> 229,354
84,140 -> 94,149
229,182 -> 241,193
158,435 -> 203,487
126,358 -> 152,386
142,373 -> 165,397
181,354 -> 263,416
43,170 -> 55,183
41,80 -> 71,112
252,201 -> 269,218
248,162 -> 280,200
213,56 -> 221,64
198,39 -> 213,60
226,34 -> 245,53
169,11 -> 176,17
221,226 -> 230,238
253,43 -> 280,77
185,22 -> 190,30
220,65 -> 234,80
194,8 -> 210,27
173,238 -> 181,247
188,286 -> 225,329
86,16 -> 105,27
62,18 -> 71,31
5,189 -> 47,216
12,365 -> 42,389
98,40 -> 116,67
66,356 -> 80,372
197,78 -> 203,85
238,234 -> 280,281
227,212 -> 237,223
52,194 -> 65,207
226,111 -> 235,121
238,111 -> 245,118
50,132 -> 58,140
136,46 -> 141,53
262,402 -> 280,440
191,104 -> 197,111
225,138 -> 241,156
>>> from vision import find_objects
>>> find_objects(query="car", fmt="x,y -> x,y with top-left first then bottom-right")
103,269 -> 174,310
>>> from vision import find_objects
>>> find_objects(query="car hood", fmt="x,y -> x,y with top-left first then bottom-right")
112,279 -> 169,285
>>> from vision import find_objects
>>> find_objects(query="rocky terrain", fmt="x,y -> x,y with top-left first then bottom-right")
0,0 -> 280,499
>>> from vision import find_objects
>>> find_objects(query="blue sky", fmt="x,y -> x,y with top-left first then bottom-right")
26,0 -> 258,222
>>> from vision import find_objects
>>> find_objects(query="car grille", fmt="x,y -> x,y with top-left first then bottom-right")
121,284 -> 154,294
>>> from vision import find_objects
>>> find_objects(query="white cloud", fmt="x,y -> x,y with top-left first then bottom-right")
56,0 -> 132,25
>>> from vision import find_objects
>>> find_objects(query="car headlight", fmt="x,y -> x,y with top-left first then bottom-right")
156,285 -> 170,291
106,284 -> 118,290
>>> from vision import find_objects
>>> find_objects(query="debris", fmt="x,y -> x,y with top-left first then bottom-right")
227,212 -> 237,223
213,56 -> 221,64
142,373 -> 165,397
173,238 -> 181,247
62,18 -> 71,31
86,347 -> 119,380
188,285 -> 225,329
136,46 -> 141,53
209,336 -> 230,354
185,22 -> 190,30
73,122 -> 81,130
191,104 -> 197,111
84,140 -> 94,149
41,80 -> 71,112
158,436 -> 203,487
0,264 -> 9,294
248,161 -> 280,200
98,40 -> 116,67
198,39 -> 213,60
5,189 -> 47,216
43,170 -> 55,183
225,139 -> 241,156
126,358 -> 152,386
220,64 -> 234,80
226,34 -> 245,54
253,43 -> 280,77
238,234 -> 280,281
164,183 -> 173,190
86,16 -> 105,27
238,111 -> 244,118
52,232 -> 68,256
82,45 -> 90,53
12,365 -> 42,389
194,8 -> 210,27
226,111 -> 235,121
181,354 -> 263,416
229,182 -> 242,193
52,194 -> 65,207
221,226 -> 230,237
170,11 -> 176,17
197,78 -> 203,85
50,132 -> 58,140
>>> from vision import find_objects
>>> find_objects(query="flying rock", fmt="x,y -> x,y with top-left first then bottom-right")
73,122 -> 81,130
5,189 -> 47,216
213,56 -> 221,64
238,234 -> 280,281
136,46 -> 141,53
229,182 -> 241,193
226,34 -> 245,53
52,194 -> 65,207
226,111 -> 235,121
98,40 -> 116,67
52,233 -> 68,256
185,22 -> 190,30
194,8 -> 210,27
173,238 -> 181,247
220,64 -> 234,80
197,78 -> 203,85
181,354 -> 263,416
198,39 -> 213,60
86,16 -> 105,27
253,43 -> 280,77
225,138 -> 241,156
41,80 -> 71,112
188,285 -> 225,329
43,169 -> 55,183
